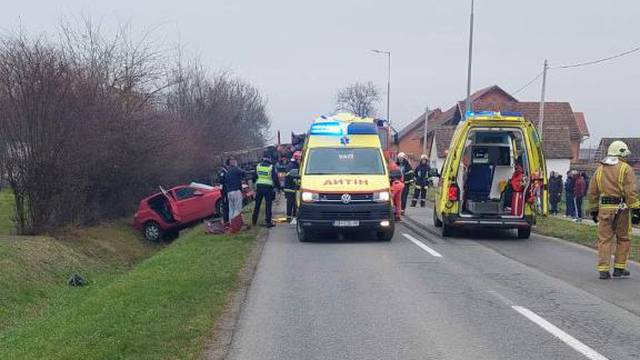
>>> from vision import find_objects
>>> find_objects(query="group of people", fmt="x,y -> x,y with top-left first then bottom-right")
217,150 -> 301,234
548,170 -> 589,222
390,152 -> 434,220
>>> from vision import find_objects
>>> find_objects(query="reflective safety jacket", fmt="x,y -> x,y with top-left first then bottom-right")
588,158 -> 639,212
255,160 -> 281,188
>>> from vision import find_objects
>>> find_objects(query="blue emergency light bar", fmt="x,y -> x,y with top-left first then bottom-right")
347,122 -> 378,135
465,110 -> 523,118
309,121 -> 343,135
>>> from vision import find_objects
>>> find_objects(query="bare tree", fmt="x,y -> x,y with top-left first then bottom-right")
335,81 -> 380,117
0,18 -> 271,234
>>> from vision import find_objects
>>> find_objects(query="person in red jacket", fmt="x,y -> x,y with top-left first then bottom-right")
510,164 -> 525,216
390,170 -> 404,221
573,171 -> 586,222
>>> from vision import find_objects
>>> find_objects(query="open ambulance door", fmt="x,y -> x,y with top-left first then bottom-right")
526,124 -> 548,216
159,186 -> 184,223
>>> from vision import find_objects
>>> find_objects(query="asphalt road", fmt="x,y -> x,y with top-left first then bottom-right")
228,209 -> 640,360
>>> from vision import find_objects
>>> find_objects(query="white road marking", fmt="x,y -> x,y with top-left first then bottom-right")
512,306 -> 609,360
402,233 -> 443,258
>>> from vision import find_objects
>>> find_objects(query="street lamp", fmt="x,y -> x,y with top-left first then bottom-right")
371,49 -> 391,125
464,0 -> 475,119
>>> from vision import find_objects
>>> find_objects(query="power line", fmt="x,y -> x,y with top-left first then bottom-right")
512,71 -> 544,95
551,45 -> 640,69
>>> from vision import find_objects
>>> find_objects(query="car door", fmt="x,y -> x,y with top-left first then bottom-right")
160,186 -> 184,223
172,186 -> 204,222
525,123 -> 548,216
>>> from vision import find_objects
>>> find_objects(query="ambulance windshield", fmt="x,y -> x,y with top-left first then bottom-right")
305,148 -> 385,175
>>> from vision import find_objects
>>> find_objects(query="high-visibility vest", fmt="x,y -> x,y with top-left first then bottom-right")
256,164 -> 274,186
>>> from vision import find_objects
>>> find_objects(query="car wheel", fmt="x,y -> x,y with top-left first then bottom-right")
377,228 -> 394,241
215,200 -> 224,218
297,221 -> 310,242
517,226 -> 531,239
143,221 -> 163,242
433,209 -> 443,227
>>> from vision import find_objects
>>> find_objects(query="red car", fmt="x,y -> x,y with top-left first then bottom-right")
134,183 -> 223,242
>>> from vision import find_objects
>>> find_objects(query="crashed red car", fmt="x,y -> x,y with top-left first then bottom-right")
133,183 -> 223,242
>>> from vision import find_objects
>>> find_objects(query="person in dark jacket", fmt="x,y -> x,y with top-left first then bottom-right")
564,171 -> 575,217
225,157 -> 247,232
252,153 -> 282,227
396,152 -> 414,213
284,151 -> 301,222
411,155 -> 431,207
573,172 -> 586,222
548,171 -> 563,215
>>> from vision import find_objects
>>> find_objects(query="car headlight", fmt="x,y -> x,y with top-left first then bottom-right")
373,191 -> 390,202
301,191 -> 319,202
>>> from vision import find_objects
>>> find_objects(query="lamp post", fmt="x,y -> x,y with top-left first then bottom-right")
371,49 -> 391,125
464,0 -> 475,119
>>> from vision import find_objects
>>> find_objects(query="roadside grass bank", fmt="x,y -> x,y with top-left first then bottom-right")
534,215 -> 639,262
0,220 -> 159,333
0,189 -> 15,235
0,209 -> 262,360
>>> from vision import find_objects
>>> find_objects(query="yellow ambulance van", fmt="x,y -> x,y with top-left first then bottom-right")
433,111 -> 548,238
295,114 -> 395,242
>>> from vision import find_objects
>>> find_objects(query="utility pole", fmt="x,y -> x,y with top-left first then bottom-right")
423,106 -> 430,154
538,59 -> 548,140
464,0 -> 475,119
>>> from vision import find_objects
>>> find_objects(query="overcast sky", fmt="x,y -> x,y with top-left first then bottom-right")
3,0 -> 639,147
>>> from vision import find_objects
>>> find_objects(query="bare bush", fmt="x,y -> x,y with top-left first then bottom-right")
0,20 -> 270,234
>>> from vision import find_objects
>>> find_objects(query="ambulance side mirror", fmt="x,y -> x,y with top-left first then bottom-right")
393,133 -> 399,145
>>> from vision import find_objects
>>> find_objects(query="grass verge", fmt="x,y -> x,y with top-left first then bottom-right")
0,189 -> 15,235
0,219 -> 261,360
534,215 -> 640,262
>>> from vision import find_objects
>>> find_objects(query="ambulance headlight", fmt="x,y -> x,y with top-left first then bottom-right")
301,191 -> 319,202
373,191 -> 390,202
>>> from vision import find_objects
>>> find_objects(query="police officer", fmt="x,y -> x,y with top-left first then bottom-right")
284,151 -> 301,222
588,140 -> 640,279
252,152 -> 282,227
396,152 -> 414,214
411,154 -> 431,207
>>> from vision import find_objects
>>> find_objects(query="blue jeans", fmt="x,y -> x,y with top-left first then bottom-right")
565,193 -> 574,217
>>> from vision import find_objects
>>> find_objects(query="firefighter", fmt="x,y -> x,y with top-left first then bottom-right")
396,152 -> 414,214
411,154 -> 431,207
284,151 -> 301,222
252,152 -> 282,228
588,140 -> 640,279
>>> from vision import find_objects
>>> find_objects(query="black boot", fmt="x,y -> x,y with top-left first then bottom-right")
410,200 -> 417,207
613,268 -> 630,277
420,200 -> 426,207
599,271 -> 611,280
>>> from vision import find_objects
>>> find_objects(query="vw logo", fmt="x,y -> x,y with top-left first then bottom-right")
341,193 -> 351,204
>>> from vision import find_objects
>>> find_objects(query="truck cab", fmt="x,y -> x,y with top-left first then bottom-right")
296,114 -> 395,242
433,111 -> 548,238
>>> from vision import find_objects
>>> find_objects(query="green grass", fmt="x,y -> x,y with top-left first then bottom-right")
535,215 -> 640,262
0,220 -> 261,360
0,189 -> 15,235
0,220 -> 159,332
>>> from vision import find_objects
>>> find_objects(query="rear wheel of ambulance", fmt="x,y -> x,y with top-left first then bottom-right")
517,226 -> 531,239
441,222 -> 453,237
433,209 -> 443,227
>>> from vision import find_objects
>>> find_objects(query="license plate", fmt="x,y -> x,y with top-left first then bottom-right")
333,220 -> 359,227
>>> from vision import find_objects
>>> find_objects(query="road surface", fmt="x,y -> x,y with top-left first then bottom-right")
228,207 -> 640,360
